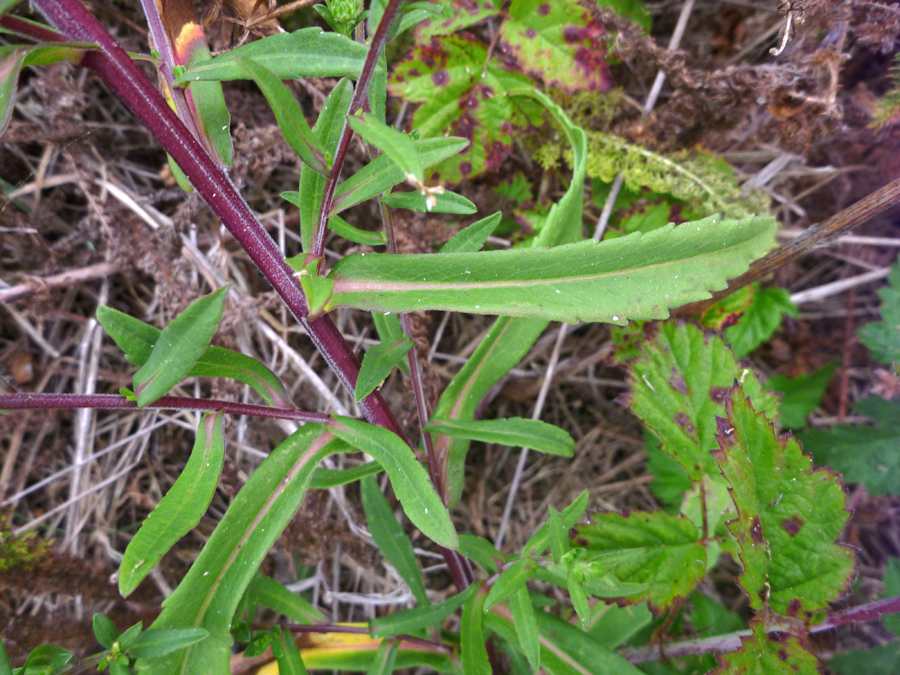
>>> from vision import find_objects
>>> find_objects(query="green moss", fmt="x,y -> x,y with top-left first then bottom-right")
0,515 -> 49,571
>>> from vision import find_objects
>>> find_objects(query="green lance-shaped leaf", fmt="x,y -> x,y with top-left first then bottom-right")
93,613 -> 119,649
119,411 -> 225,597
133,286 -> 227,407
237,57 -> 330,174
347,111 -> 422,183
360,475 -> 430,606
425,417 -> 574,457
326,214 -> 386,247
270,626 -> 309,675
246,575 -> 325,624
310,461 -> 382,489
508,585 -> 540,671
175,28 -> 375,84
365,639 -> 399,675
548,506 -> 569,564
457,533 -> 503,574
484,557 -> 535,610
355,339 -> 415,402
381,189 -> 476,214
329,136 -> 469,215
369,583 -> 476,638
329,416 -> 458,549
0,46 -> 26,139
441,212 -> 502,254
460,583 -> 491,675
572,511 -> 707,615
295,78 -> 353,253
712,385 -> 855,616
127,628 -> 209,660
97,305 -> 292,408
319,215 -> 776,323
626,322 -> 780,483
859,262 -> 900,366
523,489 -> 589,557
709,620 -> 821,675
145,424 -> 348,675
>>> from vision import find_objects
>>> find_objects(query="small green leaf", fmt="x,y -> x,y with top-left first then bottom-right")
441,212 -> 502,253
117,622 -> 143,650
508,586 -> 540,671
0,46 -> 26,139
310,461 -> 382,489
119,411 -> 225,597
457,533 -> 502,574
355,339 -> 415,402
330,417 -> 458,548
767,360 -> 839,429
127,628 -> 209,659
360,475 -> 430,606
369,584 -> 476,638
133,286 -> 227,407
859,263 -> 900,366
724,286 -> 799,358
712,385 -> 855,615
325,216 -> 776,323
548,506 -> 569,564
175,28 -> 373,84
381,189 -> 476,214
524,489 -> 589,556
484,557 -> 534,610
93,613 -> 119,650
247,576 -> 325,624
270,626 -> 309,675
567,572 -> 591,627
461,584 -> 491,675
327,214 -> 386,246
365,639 -> 399,675
20,645 -> 73,672
425,417 -> 575,457
238,57 -> 329,173
709,621 -> 820,675
348,112 -> 422,182
295,257 -> 335,317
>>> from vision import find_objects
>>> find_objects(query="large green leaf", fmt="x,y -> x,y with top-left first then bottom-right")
425,417 -> 574,457
500,0 -> 611,93
626,322 -> 780,482
316,216 -> 775,322
712,386 -> 855,615
145,424 -> 348,675
329,417 -> 458,548
97,305 -> 292,408
572,511 -> 706,614
119,411 -> 225,597
709,621 -> 820,675
133,287 -> 228,407
859,263 -> 900,366
175,28 -> 373,84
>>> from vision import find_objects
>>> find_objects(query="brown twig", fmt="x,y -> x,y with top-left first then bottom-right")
0,262 -> 122,304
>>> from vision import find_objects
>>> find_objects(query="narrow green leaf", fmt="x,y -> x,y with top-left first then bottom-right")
310,461 -> 382,489
461,584 -> 491,675
327,214 -> 386,247
119,411 -> 225,597
369,584 -> 476,638
133,286 -> 227,407
484,557 -> 534,610
360,475 -> 430,606
355,339 -> 415,402
365,639 -> 399,675
117,622 -> 143,650
709,620 -> 820,675
238,57 -> 329,173
425,417 -> 574,457
270,626 -> 309,675
93,613 -> 119,650
524,489 -> 588,557
348,112 -> 422,182
371,312 -> 408,375
381,189 -> 476,214
127,628 -> 209,659
247,576 -> 325,624
325,216 -> 777,323
457,533 -> 502,574
440,212 -> 502,253
175,28 -> 373,84
567,573 -> 591,627
533,610 -> 645,675
508,586 -> 540,671
329,137 -> 469,215
548,506 -> 568,564
145,425 -> 347,674
98,305 -> 292,407
330,417 -> 457,549
295,257 -> 334,317
0,639 -> 10,675
0,46 -> 26,139
712,385 -> 855,615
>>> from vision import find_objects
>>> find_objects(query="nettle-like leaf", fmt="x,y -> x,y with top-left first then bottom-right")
499,0 -> 610,93
712,386 -> 855,616
310,215 -> 775,322
801,396 -> 900,496
724,285 -> 799,358
626,321 -> 780,482
859,262 -> 900,366
573,511 -> 706,614
389,33 -> 544,182
415,0 -> 498,40
710,621 -> 820,675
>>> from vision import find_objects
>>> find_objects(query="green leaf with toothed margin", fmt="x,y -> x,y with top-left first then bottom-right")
572,511 -> 706,615
709,620 -> 821,675
626,322 -> 780,482
97,305 -> 292,408
329,416 -> 458,549
425,417 -> 575,457
119,412 -> 225,597
317,216 -> 776,323
712,385 -> 855,615
859,263 -> 900,366
415,0 -> 498,39
355,338 -> 415,402
133,286 -> 227,407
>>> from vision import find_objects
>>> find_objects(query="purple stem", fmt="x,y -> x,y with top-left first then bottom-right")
0,393 -> 332,424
